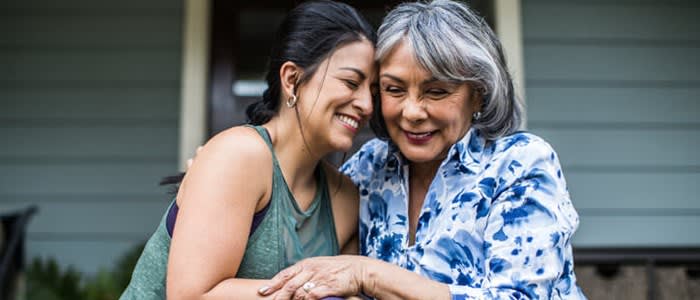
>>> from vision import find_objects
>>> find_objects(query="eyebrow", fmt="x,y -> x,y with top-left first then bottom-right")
422,77 -> 440,85
380,74 -> 404,85
339,67 -> 366,81
380,74 -> 440,86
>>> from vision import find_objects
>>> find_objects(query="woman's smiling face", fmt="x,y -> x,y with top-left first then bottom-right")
295,39 -> 376,153
379,39 -> 480,164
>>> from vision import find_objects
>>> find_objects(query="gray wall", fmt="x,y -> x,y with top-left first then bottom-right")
1,0 -> 182,274
522,0 -> 699,247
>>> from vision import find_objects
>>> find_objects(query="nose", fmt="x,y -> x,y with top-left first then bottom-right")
352,85 -> 374,117
402,95 -> 427,123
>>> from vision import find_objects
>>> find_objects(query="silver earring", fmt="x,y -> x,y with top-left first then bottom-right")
286,94 -> 297,108
472,111 -> 482,121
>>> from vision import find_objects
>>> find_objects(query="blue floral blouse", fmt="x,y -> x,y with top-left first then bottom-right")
341,128 -> 586,299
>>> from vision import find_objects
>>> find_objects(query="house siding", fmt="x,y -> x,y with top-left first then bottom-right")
1,0 -> 182,274
522,0 -> 700,247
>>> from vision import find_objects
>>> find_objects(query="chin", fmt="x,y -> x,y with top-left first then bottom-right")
328,138 -> 354,153
403,153 -> 438,164
396,147 -> 435,163
328,128 -> 357,152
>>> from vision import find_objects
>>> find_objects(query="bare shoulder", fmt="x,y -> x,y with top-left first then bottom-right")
195,125 -> 273,180
177,126 -> 273,206
205,126 -> 272,162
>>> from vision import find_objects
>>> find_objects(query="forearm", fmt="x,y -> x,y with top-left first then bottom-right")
170,278 -> 275,300
359,257 -> 450,300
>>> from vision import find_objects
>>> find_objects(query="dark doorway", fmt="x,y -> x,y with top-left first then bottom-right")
207,0 -> 494,144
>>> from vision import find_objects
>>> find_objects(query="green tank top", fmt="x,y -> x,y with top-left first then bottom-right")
120,125 -> 339,299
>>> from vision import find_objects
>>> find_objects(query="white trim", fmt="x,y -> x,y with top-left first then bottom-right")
494,0 -> 526,127
178,0 -> 210,170
233,80 -> 267,97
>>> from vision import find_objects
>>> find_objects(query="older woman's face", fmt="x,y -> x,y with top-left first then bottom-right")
379,40 -> 480,164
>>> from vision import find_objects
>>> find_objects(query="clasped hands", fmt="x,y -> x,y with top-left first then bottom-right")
257,255 -> 370,300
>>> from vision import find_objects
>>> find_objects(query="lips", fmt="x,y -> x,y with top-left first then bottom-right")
404,130 -> 435,144
336,114 -> 360,133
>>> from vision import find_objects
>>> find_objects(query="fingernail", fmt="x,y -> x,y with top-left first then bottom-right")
258,286 -> 270,295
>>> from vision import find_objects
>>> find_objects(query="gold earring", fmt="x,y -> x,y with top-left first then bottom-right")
286,94 -> 297,108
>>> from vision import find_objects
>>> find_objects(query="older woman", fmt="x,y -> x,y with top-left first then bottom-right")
258,0 -> 586,299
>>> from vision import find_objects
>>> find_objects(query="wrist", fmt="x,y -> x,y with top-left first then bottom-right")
358,256 -> 379,297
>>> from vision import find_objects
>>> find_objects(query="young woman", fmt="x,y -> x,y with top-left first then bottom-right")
120,1 -> 376,299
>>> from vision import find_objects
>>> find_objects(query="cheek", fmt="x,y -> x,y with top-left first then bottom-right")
380,99 -> 397,121
431,105 -> 471,132
326,85 -> 355,107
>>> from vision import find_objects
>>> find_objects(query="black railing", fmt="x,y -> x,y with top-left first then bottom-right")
0,205 -> 38,300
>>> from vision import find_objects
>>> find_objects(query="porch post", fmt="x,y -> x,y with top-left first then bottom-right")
178,0 -> 210,170
494,0 -> 526,127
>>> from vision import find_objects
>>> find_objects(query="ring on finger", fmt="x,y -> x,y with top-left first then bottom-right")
302,281 -> 316,293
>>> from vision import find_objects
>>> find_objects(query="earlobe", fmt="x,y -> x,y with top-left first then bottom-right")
280,61 -> 302,99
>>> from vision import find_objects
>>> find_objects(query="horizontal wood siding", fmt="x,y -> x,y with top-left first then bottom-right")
523,0 -> 700,247
0,0 -> 182,274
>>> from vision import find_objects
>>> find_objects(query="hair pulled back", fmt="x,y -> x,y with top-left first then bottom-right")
246,0 -> 376,125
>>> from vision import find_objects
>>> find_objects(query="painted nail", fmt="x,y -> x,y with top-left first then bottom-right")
258,286 -> 270,295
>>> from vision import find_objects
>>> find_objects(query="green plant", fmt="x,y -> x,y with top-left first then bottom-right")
81,242 -> 146,300
26,257 -> 83,300
26,242 -> 146,300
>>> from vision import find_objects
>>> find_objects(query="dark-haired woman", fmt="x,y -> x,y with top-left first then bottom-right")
119,1 -> 376,299
257,0 -> 585,299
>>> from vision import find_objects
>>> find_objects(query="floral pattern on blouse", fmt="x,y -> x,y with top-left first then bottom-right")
341,128 -> 586,299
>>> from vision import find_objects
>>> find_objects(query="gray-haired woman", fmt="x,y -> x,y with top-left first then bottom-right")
258,0 -> 586,299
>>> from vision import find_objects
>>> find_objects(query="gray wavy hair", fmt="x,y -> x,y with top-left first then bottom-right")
374,0 -> 524,140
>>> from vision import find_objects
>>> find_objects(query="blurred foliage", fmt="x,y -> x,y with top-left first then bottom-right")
26,242 -> 145,300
